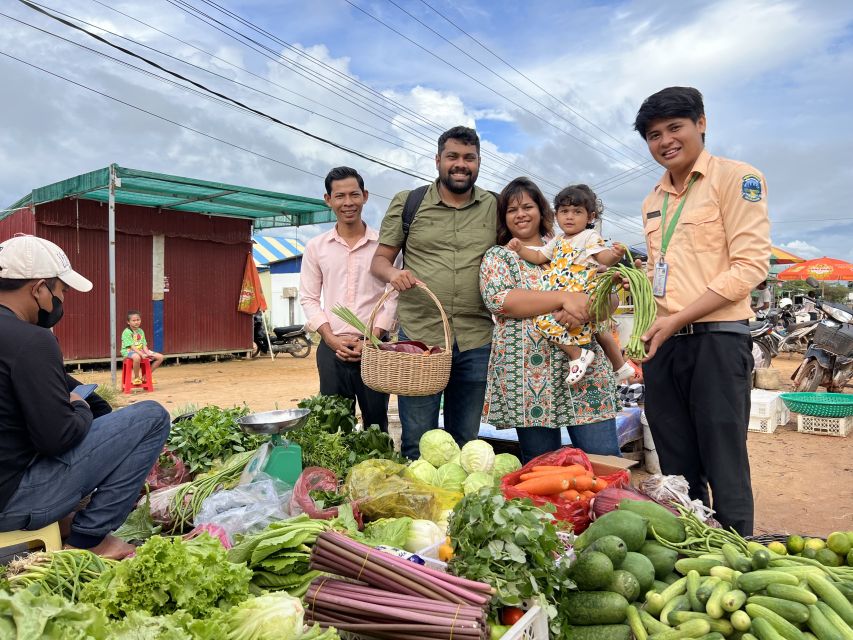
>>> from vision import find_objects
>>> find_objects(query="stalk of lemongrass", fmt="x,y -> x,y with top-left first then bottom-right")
330,305 -> 381,347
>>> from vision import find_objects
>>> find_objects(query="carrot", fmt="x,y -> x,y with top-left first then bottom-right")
591,477 -> 608,493
580,490 -> 595,500
571,475 -> 594,491
559,489 -> 580,502
531,464 -> 587,475
519,470 -> 581,481
514,475 -> 571,495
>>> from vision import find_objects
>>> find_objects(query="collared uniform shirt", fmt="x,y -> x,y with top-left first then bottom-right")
642,149 -> 771,322
299,224 -> 397,338
379,180 -> 497,351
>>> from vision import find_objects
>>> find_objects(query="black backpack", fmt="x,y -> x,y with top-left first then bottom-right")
400,185 -> 497,253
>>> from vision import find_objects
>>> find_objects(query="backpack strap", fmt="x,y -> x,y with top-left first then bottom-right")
401,184 -> 429,254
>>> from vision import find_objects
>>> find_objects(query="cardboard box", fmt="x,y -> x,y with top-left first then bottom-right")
587,453 -> 638,479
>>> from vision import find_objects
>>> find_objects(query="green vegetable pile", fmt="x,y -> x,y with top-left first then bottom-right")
4,549 -> 115,602
80,533 -> 252,619
447,487 -> 572,635
0,588 -> 109,639
168,405 -> 265,475
227,515 -> 329,596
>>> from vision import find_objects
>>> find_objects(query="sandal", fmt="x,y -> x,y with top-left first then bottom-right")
565,350 -> 595,385
132,377 -> 143,385
615,362 -> 635,383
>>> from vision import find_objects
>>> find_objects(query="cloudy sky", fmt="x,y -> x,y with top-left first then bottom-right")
2,0 -> 852,261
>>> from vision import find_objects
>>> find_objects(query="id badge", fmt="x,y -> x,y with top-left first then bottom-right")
653,259 -> 669,297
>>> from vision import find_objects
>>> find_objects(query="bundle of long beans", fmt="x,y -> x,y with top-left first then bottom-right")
307,530 -> 494,639
589,248 -> 656,360
5,549 -> 116,602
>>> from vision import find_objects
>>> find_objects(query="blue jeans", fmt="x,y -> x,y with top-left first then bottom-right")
0,400 -> 170,548
398,336 -> 491,460
514,418 -> 621,464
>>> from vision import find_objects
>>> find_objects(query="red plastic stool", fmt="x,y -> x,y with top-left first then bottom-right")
122,357 -> 154,394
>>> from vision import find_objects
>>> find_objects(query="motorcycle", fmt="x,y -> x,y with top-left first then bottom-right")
750,312 -> 781,370
252,312 -> 312,359
776,319 -> 819,355
791,281 -> 853,392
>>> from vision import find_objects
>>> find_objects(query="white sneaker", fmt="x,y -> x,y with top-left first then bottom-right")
615,362 -> 635,383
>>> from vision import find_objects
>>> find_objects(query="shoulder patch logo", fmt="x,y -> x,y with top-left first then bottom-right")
741,174 -> 762,202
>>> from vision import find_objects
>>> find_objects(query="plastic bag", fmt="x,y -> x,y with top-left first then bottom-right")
344,459 -> 462,522
640,474 -> 720,527
147,483 -> 188,530
291,466 -> 345,520
193,473 -> 293,542
145,447 -> 191,491
500,447 -> 630,534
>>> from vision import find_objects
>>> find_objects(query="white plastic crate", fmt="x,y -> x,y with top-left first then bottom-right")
750,390 -> 780,419
797,414 -> 852,437
748,414 -> 778,434
777,403 -> 791,426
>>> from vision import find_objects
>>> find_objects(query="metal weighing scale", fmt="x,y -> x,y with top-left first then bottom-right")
237,409 -> 309,486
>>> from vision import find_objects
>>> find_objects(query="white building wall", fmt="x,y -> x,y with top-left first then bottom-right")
270,272 -> 307,328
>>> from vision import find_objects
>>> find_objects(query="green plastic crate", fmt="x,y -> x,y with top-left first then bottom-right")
779,392 -> 853,418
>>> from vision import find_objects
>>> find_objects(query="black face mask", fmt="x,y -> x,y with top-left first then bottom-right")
36,287 -> 64,329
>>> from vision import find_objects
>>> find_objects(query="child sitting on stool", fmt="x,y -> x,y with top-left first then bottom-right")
121,310 -> 164,385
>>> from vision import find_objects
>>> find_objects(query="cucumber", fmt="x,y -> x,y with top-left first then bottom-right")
697,577 -> 722,607
571,551 -> 615,590
746,596 -> 810,624
606,569 -> 641,603
588,535 -> 629,568
653,580 -> 672,593
723,543 -> 754,573
745,603 -> 808,640
753,549 -> 772,570
738,570 -> 799,593
646,579 -> 687,617
575,510 -> 649,552
639,608 -> 671,634
696,634 -> 725,640
564,625 -> 631,640
731,610 -> 752,632
563,591 -> 630,625
660,594 -> 691,625
743,635 -> 761,640
687,570 -> 703,612
706,580 -> 732,619
711,566 -> 743,583
835,582 -> 853,604
667,611 -> 734,636
618,499 -> 686,543
807,575 -> 853,626
806,604 -> 843,640
766,583 -> 819,606
677,558 -> 726,576
626,605 -> 648,640
649,619 -> 711,640
816,602 -> 853,640
663,572 -> 681,585
621,552 -> 656,593
722,589 -> 748,613
752,617 -> 787,640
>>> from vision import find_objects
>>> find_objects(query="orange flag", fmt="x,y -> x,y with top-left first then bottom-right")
238,253 -> 267,314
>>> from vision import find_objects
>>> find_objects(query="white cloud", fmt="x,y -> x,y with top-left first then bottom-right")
779,241 -> 822,259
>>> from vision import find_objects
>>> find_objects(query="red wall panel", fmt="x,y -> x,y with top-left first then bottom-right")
0,208 -> 36,239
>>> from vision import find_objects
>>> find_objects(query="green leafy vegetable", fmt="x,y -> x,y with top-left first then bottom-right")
221,592 -> 304,639
418,429 -> 460,467
297,395 -> 357,435
459,439 -> 495,474
447,488 -> 572,636
342,426 -> 405,468
403,459 -> 437,485
5,550 -> 115,602
362,517 -> 412,549
114,491 -> 161,543
80,533 -> 252,619
434,462 -> 467,492
492,453 -> 522,477
462,471 -> 495,495
0,587 -> 109,639
167,405 -> 264,475
308,489 -> 346,510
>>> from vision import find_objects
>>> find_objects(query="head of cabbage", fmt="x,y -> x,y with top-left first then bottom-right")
492,453 -> 522,477
224,592 -> 304,640
404,459 -> 437,485
462,471 -> 495,495
459,439 -> 495,474
419,429 -> 460,467
433,462 -> 467,492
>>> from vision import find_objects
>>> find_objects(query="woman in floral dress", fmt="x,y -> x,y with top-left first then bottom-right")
479,177 -> 621,463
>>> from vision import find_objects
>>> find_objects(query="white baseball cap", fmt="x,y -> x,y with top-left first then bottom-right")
0,235 -> 93,292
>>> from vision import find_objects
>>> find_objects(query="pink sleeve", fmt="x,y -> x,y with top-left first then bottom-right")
298,242 -> 329,332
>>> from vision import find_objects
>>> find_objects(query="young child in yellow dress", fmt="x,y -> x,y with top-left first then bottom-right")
508,184 -> 634,384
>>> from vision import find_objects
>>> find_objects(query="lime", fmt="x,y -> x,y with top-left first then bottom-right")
802,548 -> 817,559
848,549 -> 853,567
827,532 -> 852,555
786,535 -> 805,555
846,531 -> 853,547
815,548 -> 842,567
804,538 -> 826,552
767,541 -> 787,555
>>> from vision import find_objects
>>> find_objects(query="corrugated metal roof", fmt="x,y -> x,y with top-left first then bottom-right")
253,235 -> 305,265
4,165 -> 334,229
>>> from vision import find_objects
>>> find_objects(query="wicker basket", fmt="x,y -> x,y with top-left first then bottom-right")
779,392 -> 853,418
361,283 -> 452,396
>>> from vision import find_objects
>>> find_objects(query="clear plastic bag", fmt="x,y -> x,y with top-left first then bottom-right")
193,473 -> 293,542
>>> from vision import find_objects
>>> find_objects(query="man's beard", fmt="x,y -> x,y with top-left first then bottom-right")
439,170 -> 477,194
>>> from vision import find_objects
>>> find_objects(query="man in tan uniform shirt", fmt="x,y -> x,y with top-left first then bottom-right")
634,87 -> 770,535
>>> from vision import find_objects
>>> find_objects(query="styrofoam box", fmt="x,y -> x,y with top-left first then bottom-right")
750,389 -> 781,419
797,414 -> 852,437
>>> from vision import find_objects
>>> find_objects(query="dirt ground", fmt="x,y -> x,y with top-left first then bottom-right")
73,350 -> 853,537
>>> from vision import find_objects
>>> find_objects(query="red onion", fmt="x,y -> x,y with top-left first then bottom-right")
590,485 -> 655,520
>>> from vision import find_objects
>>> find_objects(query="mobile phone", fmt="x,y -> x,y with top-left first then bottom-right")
72,383 -> 98,400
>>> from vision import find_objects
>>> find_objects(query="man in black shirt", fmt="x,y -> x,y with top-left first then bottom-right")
0,235 -> 170,559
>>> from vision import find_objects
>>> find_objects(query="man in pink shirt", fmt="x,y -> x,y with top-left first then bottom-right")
299,167 -> 397,431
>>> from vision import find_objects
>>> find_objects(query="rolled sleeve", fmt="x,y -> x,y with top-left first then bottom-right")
707,170 -> 771,302
298,241 -> 329,332
377,191 -> 406,248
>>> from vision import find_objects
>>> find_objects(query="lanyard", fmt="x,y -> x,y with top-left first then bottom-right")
659,173 -> 698,258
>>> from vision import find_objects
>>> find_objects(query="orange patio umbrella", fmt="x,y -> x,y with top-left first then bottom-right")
776,256 -> 853,281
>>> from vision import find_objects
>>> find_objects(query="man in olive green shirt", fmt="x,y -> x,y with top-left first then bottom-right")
372,126 -> 497,459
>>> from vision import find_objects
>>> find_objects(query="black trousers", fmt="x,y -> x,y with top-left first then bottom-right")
644,332 -> 754,535
316,340 -> 389,432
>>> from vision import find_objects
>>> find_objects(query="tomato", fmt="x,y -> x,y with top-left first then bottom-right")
500,607 -> 525,625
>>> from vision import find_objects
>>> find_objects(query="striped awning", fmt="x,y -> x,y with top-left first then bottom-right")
253,235 -> 304,265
